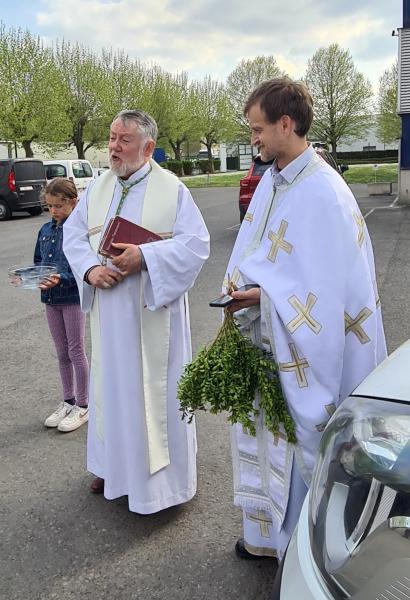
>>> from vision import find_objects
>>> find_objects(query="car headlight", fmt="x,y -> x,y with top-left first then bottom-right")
309,396 -> 410,597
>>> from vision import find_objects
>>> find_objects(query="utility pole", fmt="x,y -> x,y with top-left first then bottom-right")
398,0 -> 410,203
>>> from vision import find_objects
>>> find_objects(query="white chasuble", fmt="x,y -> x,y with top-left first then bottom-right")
225,146 -> 386,556
63,160 -> 210,514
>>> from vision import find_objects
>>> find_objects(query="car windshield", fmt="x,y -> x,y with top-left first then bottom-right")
72,162 -> 93,178
45,164 -> 67,179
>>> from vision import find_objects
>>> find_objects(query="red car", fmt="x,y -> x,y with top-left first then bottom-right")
238,149 -> 346,222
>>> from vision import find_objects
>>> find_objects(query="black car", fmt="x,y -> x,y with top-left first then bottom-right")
0,158 -> 46,220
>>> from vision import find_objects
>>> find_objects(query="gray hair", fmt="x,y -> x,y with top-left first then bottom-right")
113,109 -> 158,143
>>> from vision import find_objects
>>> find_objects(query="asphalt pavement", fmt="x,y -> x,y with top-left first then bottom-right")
1,184 -> 410,600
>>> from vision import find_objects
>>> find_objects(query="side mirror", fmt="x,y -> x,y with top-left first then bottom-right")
340,164 -> 349,173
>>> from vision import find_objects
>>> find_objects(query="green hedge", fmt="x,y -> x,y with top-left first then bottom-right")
337,149 -> 398,162
197,158 -> 221,173
182,160 -> 194,175
166,160 -> 183,176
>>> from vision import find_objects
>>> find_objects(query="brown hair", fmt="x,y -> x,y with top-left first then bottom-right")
41,177 -> 78,203
244,77 -> 313,137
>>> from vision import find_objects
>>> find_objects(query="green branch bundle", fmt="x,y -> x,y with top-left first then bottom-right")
178,311 -> 296,443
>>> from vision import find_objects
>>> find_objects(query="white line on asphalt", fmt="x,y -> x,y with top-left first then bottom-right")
226,223 -> 240,230
390,196 -> 399,207
363,208 -> 375,219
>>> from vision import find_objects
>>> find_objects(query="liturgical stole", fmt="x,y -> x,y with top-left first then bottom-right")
87,159 -> 179,474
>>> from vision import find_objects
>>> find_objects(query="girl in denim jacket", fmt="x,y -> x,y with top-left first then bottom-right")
34,178 -> 89,432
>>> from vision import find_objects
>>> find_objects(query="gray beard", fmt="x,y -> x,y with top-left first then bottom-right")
109,156 -> 145,178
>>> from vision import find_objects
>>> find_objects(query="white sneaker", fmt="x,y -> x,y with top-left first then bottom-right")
44,401 -> 73,428
58,405 -> 89,432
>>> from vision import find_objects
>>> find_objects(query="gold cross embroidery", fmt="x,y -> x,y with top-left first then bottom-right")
279,343 -> 309,388
315,403 -> 337,432
267,220 -> 293,263
353,212 -> 365,247
286,293 -> 322,335
244,212 -> 253,223
345,308 -> 372,344
273,431 -> 287,446
246,510 -> 273,538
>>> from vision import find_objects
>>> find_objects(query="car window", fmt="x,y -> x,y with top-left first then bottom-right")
72,161 -> 93,178
252,162 -> 272,177
15,161 -> 46,181
46,164 -> 67,179
82,162 -> 93,177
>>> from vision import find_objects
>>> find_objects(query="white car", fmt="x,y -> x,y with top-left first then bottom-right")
275,339 -> 410,599
43,159 -> 94,193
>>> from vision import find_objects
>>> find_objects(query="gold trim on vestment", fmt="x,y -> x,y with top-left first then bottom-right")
286,293 -> 322,335
279,343 -> 309,387
345,307 -> 372,344
246,509 -> 273,538
244,540 -> 278,558
244,212 -> 253,223
353,212 -> 365,247
267,220 -> 293,263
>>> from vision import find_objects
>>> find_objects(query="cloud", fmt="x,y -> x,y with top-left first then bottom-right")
34,0 -> 401,87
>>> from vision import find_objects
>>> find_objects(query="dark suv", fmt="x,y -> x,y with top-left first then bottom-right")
238,149 -> 348,222
0,159 -> 46,220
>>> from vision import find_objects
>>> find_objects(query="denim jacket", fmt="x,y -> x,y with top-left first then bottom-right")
34,218 -> 80,305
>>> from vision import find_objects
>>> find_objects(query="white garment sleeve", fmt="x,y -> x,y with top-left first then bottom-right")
140,184 -> 210,310
63,186 -> 101,313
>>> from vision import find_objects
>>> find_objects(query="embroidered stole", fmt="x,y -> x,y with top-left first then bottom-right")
87,159 -> 179,474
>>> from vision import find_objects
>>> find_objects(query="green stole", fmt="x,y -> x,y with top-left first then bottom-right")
87,159 -> 179,474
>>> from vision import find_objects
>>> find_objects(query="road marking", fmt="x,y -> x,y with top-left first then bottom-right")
226,223 -> 240,230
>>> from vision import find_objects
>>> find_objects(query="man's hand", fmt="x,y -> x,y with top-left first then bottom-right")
227,287 -> 261,313
88,266 -> 124,289
111,243 -> 142,276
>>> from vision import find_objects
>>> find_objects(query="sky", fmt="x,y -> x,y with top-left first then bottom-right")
1,0 -> 403,91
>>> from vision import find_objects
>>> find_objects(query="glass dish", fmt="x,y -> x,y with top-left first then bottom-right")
8,265 -> 58,289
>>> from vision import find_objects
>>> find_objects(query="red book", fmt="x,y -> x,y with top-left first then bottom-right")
98,215 -> 163,259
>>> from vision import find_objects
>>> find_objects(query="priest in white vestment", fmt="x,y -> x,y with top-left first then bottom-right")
63,109 -> 210,514
223,79 -> 386,560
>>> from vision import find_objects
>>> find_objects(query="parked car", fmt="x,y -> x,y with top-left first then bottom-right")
197,149 -> 217,160
0,158 -> 46,221
238,149 -> 349,222
43,159 -> 94,193
274,338 -> 410,599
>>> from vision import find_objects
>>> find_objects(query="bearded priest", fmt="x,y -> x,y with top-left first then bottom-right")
223,78 -> 386,561
63,109 -> 210,514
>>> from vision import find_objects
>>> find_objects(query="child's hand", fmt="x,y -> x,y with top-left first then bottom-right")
39,274 -> 61,289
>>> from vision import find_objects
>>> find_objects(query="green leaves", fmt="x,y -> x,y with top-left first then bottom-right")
178,312 -> 296,444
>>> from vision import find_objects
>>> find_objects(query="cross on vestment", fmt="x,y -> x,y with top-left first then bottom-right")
244,212 -> 253,223
267,220 -> 293,263
286,293 -> 322,335
353,212 -> 365,247
279,343 -> 309,388
345,307 -> 372,344
246,510 -> 273,538
315,403 -> 337,432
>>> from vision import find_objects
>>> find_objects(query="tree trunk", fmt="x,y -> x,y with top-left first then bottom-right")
22,140 -> 34,157
206,144 -> 215,173
72,120 -> 85,159
331,141 -> 337,160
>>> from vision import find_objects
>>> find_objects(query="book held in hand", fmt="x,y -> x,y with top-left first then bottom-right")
98,215 -> 163,259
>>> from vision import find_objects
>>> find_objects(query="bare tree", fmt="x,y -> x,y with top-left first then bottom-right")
305,43 -> 373,157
